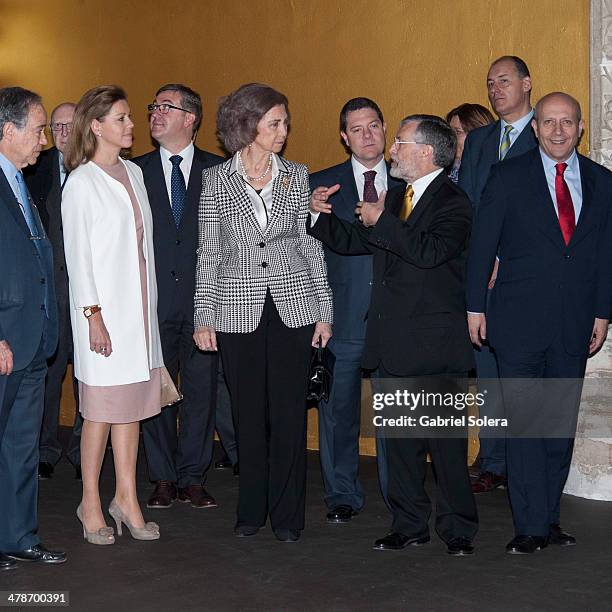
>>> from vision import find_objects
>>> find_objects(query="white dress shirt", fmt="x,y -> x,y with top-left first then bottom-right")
409,168 -> 445,210
159,143 -> 194,203
58,150 -> 67,187
499,109 -> 534,152
242,153 -> 280,231
539,148 -> 582,221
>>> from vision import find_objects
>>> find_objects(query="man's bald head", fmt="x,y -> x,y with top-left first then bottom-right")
534,92 -> 581,122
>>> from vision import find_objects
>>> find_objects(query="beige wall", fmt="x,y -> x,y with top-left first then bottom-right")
0,0 -> 589,167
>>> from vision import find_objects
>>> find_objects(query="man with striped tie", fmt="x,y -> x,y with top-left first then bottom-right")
459,56 -> 538,494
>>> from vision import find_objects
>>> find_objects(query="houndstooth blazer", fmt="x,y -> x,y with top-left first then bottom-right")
194,154 -> 333,333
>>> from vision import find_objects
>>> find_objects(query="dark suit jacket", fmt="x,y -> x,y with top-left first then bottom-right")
466,148 -> 612,357
459,119 -> 538,209
0,169 -> 57,370
132,146 -> 223,324
308,172 -> 474,376
309,159 -> 403,340
24,147 -> 69,313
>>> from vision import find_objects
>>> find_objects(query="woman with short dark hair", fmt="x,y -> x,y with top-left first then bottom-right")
63,85 -> 163,545
194,83 -> 333,542
445,103 -> 495,183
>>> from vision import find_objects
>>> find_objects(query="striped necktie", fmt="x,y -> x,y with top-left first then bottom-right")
399,185 -> 414,221
499,124 -> 513,160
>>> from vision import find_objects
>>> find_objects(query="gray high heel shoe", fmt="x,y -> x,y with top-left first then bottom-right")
76,504 -> 115,545
108,499 -> 160,540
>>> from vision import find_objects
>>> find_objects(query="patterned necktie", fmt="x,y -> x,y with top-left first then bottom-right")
170,155 -> 186,227
15,171 -> 39,236
399,185 -> 414,221
363,170 -> 378,202
499,124 -> 513,160
555,162 -> 575,245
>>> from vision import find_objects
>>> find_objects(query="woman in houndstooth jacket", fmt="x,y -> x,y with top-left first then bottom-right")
194,83 -> 333,542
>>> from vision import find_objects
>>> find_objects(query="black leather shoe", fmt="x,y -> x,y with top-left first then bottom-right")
373,532 -> 430,550
326,504 -> 357,524
215,455 -> 233,470
5,544 -> 66,564
75,465 -> 82,481
38,462 -> 54,480
147,480 -> 177,508
273,529 -> 300,542
505,535 -> 548,555
447,537 -> 475,556
0,553 -> 17,571
549,524 -> 576,546
234,525 -> 261,537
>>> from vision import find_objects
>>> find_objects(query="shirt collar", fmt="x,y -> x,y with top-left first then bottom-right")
0,151 -> 19,183
411,168 -> 444,203
539,147 -> 578,173
160,142 -> 194,166
351,155 -> 386,179
501,108 -> 534,134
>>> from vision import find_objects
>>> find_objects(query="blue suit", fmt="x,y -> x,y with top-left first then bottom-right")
309,159 -> 402,510
466,147 -> 612,535
459,120 -> 538,477
0,167 -> 57,552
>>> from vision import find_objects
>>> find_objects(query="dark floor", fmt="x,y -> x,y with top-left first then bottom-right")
3,426 -> 612,612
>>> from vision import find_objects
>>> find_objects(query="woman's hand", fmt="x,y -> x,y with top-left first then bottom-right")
194,326 -> 218,352
311,322 -> 332,348
88,311 -> 112,357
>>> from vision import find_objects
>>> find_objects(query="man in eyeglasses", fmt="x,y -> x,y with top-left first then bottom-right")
25,102 -> 83,482
133,84 -> 228,510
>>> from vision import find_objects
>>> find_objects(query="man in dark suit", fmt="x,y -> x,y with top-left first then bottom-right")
133,84 -> 224,509
309,115 -> 478,556
459,55 -> 538,493
309,98 -> 403,523
25,102 -> 82,481
0,87 -> 66,569
467,92 -> 612,554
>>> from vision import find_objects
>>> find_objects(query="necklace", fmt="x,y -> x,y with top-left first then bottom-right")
237,150 -> 272,182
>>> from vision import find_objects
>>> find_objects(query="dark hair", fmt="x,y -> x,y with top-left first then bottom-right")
401,114 -> 456,168
445,103 -> 495,133
491,55 -> 530,79
0,87 -> 42,141
339,97 -> 384,133
156,83 -> 202,135
217,83 -> 289,154
64,85 -> 127,171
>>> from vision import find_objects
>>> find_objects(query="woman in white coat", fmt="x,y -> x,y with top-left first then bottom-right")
62,86 -> 163,544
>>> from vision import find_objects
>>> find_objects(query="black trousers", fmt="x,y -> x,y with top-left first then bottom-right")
142,319 -> 218,488
381,368 -> 478,543
39,304 -> 81,466
218,293 -> 313,531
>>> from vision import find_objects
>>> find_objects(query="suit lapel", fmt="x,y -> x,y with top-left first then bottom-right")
400,172 -> 448,228
528,151 -> 567,250
569,154 -> 596,249
146,151 -> 175,228
0,169 -> 35,237
506,124 -> 537,159
265,156 -> 295,237
336,160 -> 360,220
219,157 -> 264,237
184,147 -> 204,223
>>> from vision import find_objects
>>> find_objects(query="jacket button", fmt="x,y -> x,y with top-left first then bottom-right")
40,304 -> 45,310
261,262 -> 268,268
170,270 -> 176,276
259,242 -> 265,248
176,239 -> 181,245
564,254 -> 570,259
40,278 -> 46,284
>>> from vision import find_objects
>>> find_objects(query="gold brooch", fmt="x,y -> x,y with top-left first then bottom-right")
281,175 -> 290,189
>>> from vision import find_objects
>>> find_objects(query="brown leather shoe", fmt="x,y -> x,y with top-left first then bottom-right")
147,480 -> 177,508
178,484 -> 217,509
471,471 -> 507,493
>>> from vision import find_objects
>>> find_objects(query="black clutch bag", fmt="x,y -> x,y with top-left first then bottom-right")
306,339 -> 335,403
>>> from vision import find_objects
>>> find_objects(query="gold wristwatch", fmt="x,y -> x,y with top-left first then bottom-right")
83,305 -> 102,318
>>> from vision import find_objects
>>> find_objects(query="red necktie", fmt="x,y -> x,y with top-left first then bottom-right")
555,162 -> 575,245
363,170 -> 378,202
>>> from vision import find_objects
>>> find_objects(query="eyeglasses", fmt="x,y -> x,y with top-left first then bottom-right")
393,138 -> 424,146
50,122 -> 73,134
147,103 -> 189,114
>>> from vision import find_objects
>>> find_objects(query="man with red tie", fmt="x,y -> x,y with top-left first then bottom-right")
466,92 -> 612,554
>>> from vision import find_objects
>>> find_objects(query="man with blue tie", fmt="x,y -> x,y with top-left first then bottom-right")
26,102 -> 83,481
0,87 -> 65,569
459,56 -> 538,493
466,92 -> 612,554
133,84 -> 225,509
309,98 -> 403,522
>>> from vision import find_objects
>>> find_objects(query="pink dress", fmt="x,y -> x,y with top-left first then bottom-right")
78,161 -> 161,424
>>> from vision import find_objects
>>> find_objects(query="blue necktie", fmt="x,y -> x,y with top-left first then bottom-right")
15,171 -> 39,236
170,155 -> 186,227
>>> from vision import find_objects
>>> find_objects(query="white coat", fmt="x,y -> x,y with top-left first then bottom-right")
61,159 -> 163,386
